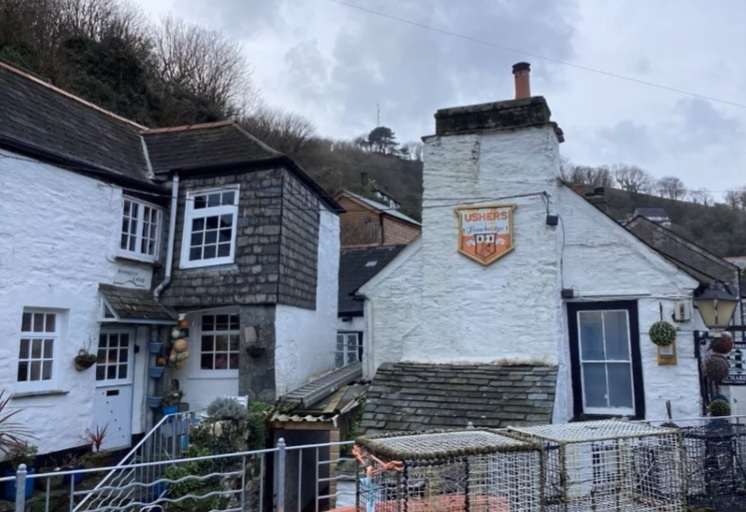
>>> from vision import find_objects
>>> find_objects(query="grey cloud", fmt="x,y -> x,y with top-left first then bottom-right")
596,120 -> 659,163
670,97 -> 741,150
175,0 -> 284,36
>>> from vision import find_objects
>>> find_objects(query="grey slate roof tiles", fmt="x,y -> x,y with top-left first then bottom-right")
338,245 -> 408,316
142,122 -> 279,173
99,284 -> 176,322
360,362 -> 558,434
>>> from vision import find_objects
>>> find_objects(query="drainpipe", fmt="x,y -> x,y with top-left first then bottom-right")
154,173 -> 179,301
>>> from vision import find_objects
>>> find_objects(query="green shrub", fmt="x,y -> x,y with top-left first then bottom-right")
205,397 -> 249,422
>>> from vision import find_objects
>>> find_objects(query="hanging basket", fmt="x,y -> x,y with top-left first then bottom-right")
649,321 -> 676,347
74,351 -> 97,371
148,342 -> 164,355
703,354 -> 730,384
149,366 -> 165,379
146,396 -> 162,409
710,333 -> 734,355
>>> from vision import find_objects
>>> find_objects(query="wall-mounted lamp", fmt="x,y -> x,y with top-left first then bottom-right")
694,281 -> 738,330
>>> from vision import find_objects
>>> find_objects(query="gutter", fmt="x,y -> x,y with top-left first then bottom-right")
154,173 -> 179,301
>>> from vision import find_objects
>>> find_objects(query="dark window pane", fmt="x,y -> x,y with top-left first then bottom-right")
201,336 -> 214,351
204,245 -> 216,259
41,361 -> 52,380
30,361 -> 41,381
44,339 -> 53,358
99,333 -> 108,348
215,315 -> 229,330
229,315 -> 240,329
220,214 -> 233,227
189,247 -> 202,261
200,354 -> 213,370
579,311 -> 604,360
107,366 -> 117,380
607,363 -> 633,408
118,365 -> 127,379
205,231 -> 217,244
97,349 -> 106,363
96,365 -> 105,380
582,363 -> 607,408
229,335 -> 239,350
21,313 -> 31,332
604,311 -> 630,360
192,218 -> 205,231
215,335 -> 228,351
120,348 -> 128,363
217,244 -> 231,257
194,195 -> 207,209
120,233 -> 128,249
123,200 -> 130,215
214,354 -> 228,369
191,232 -> 203,247
207,193 -> 221,207
229,354 -> 239,369
18,362 -> 28,381
120,333 -> 129,346
218,229 -> 231,243
45,314 -> 55,333
19,339 -> 29,358
202,315 -> 214,331
222,191 -> 235,205
33,314 -> 44,332
31,339 -> 42,358
206,216 -> 218,230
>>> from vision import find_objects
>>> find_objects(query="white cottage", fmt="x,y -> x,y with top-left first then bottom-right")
0,60 -> 344,457
359,63 -> 735,433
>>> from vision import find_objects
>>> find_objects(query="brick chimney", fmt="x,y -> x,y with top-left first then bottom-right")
512,62 -> 531,99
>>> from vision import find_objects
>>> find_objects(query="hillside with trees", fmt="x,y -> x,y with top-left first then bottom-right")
1,0 -> 744,251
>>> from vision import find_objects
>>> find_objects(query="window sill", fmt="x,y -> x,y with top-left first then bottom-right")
12,389 -> 69,399
115,253 -> 158,265
187,371 -> 240,380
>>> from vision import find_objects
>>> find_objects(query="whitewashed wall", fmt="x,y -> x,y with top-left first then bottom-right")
418,127 -> 563,364
557,186 -> 700,421
275,207 -> 340,395
0,149 -> 154,454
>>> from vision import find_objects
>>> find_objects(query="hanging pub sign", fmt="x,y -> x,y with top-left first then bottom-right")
455,204 -> 516,265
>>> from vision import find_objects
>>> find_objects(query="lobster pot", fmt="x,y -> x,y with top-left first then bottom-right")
355,429 -> 542,512
506,420 -> 685,512
679,423 -> 746,507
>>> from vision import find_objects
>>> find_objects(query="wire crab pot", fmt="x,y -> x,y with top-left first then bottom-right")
505,420 -> 686,512
354,428 -> 543,511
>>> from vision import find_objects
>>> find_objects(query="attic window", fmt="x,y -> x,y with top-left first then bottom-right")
180,186 -> 240,269
365,261 -> 378,268
119,197 -> 162,263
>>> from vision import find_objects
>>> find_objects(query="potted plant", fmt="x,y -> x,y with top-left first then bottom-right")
148,339 -> 164,355
161,380 -> 184,416
61,453 -> 86,485
0,390 -> 35,501
74,339 -> 98,371
3,442 -> 38,501
81,424 -> 110,468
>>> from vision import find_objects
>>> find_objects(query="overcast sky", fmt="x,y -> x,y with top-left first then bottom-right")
132,0 -> 746,194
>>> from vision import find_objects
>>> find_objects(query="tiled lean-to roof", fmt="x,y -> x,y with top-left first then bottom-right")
360,362 -> 558,434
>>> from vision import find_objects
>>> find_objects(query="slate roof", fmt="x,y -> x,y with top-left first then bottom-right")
626,216 -> 740,290
360,362 -> 558,434
338,245 -> 408,316
99,284 -> 176,322
0,61 -> 151,183
634,207 -> 670,220
341,190 -> 421,226
142,121 -> 279,173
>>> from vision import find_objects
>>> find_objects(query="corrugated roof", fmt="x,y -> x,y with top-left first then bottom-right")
338,245 -> 408,316
281,363 -> 363,409
342,190 -> 420,226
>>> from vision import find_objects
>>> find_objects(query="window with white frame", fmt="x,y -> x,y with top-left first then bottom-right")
577,309 -> 635,416
120,197 -> 161,261
200,313 -> 240,371
17,310 -> 61,391
181,188 -> 239,268
336,332 -> 362,368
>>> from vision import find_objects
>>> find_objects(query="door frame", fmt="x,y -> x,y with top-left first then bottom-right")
567,300 -> 645,420
94,327 -> 136,449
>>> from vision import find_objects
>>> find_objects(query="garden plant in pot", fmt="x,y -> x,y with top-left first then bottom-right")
4,442 -> 38,501
0,390 -> 35,501
82,424 -> 110,468
162,380 -> 184,415
74,339 -> 98,371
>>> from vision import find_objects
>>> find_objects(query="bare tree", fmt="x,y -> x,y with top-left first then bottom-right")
724,187 -> 746,210
152,15 -> 257,117
401,141 -> 423,161
688,188 -> 713,206
656,176 -> 687,200
613,164 -> 654,194
559,159 -> 614,188
240,106 -> 316,155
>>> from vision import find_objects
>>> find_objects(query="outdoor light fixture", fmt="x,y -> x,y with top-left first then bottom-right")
694,281 -> 739,330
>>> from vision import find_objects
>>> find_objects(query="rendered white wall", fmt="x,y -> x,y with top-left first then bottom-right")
275,207 -> 340,395
418,127 -> 562,364
0,149 -> 155,454
557,187 -> 701,422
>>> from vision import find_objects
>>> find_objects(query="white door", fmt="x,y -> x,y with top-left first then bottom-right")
93,329 -> 135,451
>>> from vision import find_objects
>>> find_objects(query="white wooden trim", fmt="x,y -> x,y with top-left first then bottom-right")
179,186 -> 240,269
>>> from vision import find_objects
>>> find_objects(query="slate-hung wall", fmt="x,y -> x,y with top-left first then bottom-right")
162,167 -> 320,309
